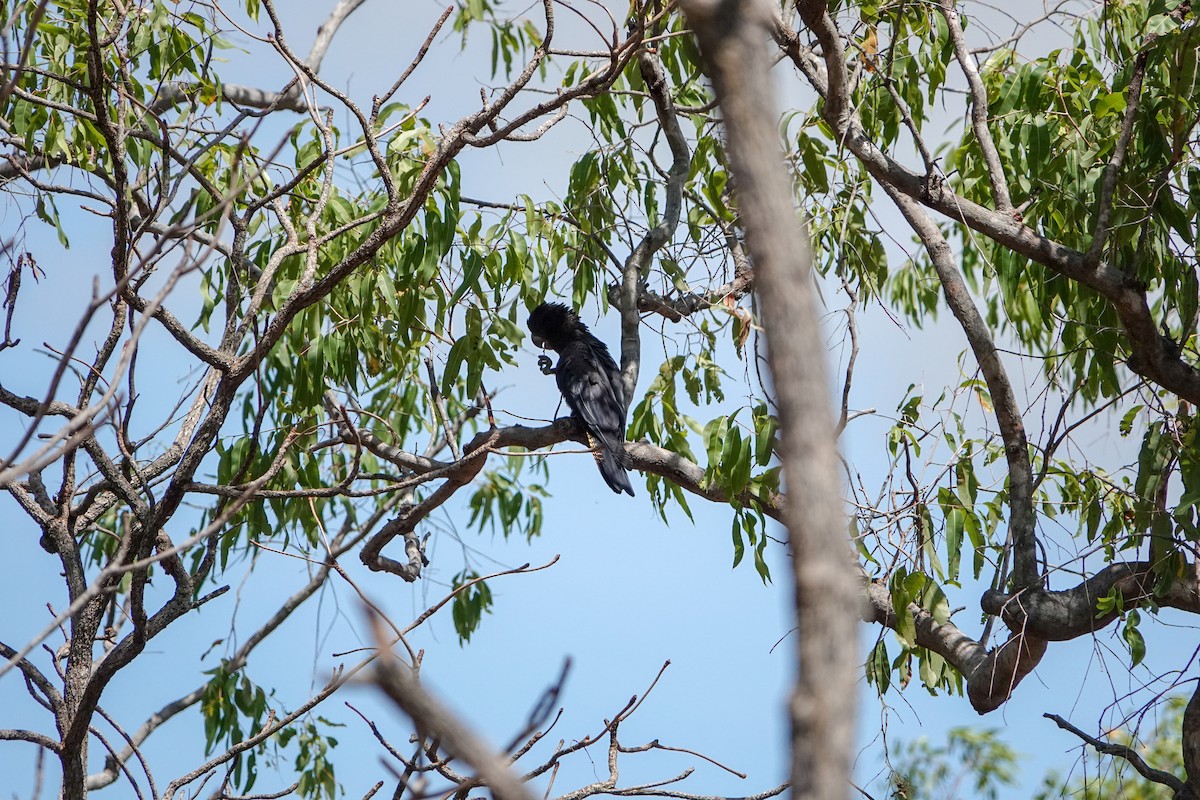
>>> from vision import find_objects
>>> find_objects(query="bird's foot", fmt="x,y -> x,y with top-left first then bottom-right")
537,354 -> 555,375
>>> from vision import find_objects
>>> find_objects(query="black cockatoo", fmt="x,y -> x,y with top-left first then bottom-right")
527,302 -> 634,496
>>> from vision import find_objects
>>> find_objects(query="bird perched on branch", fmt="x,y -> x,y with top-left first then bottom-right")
527,302 -> 634,496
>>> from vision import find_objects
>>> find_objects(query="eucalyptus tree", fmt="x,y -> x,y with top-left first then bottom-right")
1,0 -> 1198,797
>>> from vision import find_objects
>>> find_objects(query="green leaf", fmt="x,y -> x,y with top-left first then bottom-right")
890,568 -> 916,647
450,571 -> 493,643
1122,610 -> 1146,667
866,639 -> 891,694
945,508 -> 965,584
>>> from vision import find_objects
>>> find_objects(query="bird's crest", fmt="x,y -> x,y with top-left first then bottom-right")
527,302 -> 588,350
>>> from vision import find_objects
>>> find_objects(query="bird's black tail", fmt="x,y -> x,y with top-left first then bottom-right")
597,448 -> 634,496
587,432 -> 635,496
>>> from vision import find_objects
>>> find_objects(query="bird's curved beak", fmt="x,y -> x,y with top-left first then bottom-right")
531,335 -> 546,349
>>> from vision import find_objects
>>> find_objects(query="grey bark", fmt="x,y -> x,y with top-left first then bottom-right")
679,1 -> 857,797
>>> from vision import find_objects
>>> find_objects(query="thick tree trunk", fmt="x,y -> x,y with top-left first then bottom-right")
680,2 -> 859,798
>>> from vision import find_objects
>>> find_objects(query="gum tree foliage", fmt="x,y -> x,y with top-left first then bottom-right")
882,695 -> 1192,799
882,726 -> 1020,800
1,0 -> 1199,797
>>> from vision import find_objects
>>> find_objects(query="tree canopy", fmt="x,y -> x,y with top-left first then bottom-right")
1,0 -> 1199,798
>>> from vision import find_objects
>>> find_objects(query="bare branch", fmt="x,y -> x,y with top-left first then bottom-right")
835,282 -> 860,436
0,728 -> 61,751
373,5 -> 454,115
1085,47 -> 1150,267
373,621 -> 539,800
935,0 -> 1012,212
619,48 -> 692,402
1045,712 -> 1185,794
877,184 -> 1038,590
